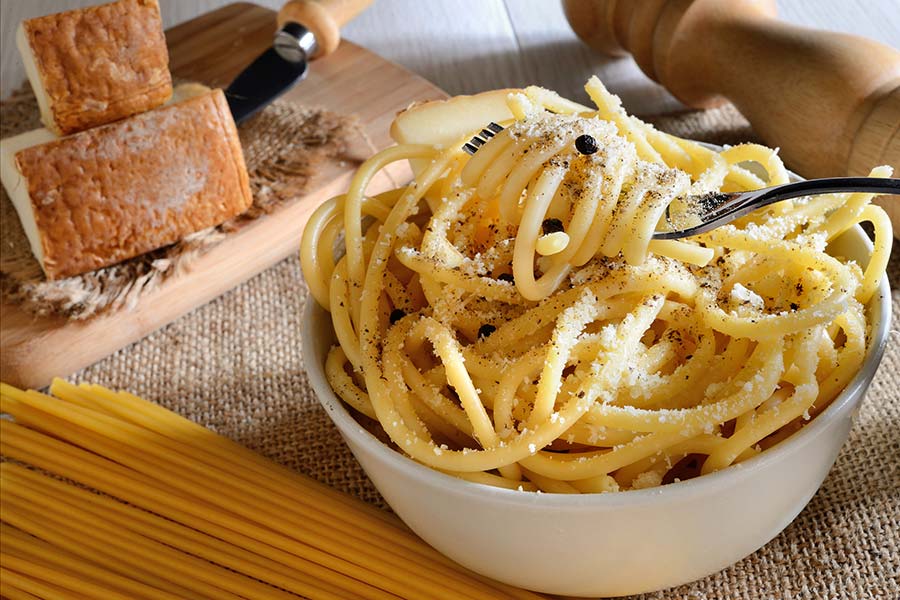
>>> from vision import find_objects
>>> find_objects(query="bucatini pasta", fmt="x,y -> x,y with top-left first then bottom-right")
301,76 -> 892,493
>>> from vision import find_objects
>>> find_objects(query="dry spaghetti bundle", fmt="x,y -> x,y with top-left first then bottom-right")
0,380 -> 544,600
300,76 -> 892,493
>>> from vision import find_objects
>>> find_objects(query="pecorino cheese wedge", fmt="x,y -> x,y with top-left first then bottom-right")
0,88 -> 252,280
17,0 -> 172,135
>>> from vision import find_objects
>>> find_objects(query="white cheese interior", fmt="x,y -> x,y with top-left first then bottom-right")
17,23 -> 57,134
390,89 -> 515,147
0,128 -> 58,270
168,82 -> 212,104
390,89 -> 515,176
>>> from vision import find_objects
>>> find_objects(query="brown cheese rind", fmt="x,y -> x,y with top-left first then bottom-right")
21,0 -> 172,135
14,89 -> 253,280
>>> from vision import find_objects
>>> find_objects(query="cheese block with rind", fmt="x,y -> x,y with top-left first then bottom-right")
0,87 -> 252,280
17,0 -> 173,135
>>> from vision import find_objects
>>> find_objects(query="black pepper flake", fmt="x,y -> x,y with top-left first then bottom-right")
498,273 -> 515,283
389,309 -> 406,324
542,218 -> 565,235
790,302 -> 799,311
575,134 -> 599,155
478,324 -> 497,339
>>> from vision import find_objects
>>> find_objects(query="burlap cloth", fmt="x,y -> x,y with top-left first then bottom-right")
34,103 -> 900,599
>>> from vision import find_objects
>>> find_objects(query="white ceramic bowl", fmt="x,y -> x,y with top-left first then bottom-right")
301,224 -> 891,597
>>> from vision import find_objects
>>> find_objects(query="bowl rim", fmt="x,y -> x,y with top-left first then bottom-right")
300,180 -> 892,509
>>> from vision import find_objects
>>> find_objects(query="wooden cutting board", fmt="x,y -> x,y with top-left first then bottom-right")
1,2 -> 447,389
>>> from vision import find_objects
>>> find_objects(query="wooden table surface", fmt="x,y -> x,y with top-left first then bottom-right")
2,0 -> 898,116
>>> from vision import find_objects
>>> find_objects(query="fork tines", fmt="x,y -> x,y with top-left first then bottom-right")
463,122 -> 504,154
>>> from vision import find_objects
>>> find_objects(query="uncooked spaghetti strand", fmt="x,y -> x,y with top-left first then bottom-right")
0,410 -> 494,600
1,467 -> 365,600
0,567 -> 93,600
50,380 -> 408,532
0,578 -> 44,600
0,497 -> 205,599
1,531 -> 185,600
53,383 -> 537,600
3,408 -> 536,590
1,497 -> 283,600
6,391 -> 478,598
0,422 -> 413,600
0,553 -> 169,600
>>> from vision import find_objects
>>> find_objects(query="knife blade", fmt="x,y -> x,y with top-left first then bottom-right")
224,0 -> 371,124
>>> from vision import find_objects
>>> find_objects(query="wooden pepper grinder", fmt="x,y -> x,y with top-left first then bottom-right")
563,0 -> 900,233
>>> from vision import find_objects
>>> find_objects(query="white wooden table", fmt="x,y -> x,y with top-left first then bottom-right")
2,0 -> 898,116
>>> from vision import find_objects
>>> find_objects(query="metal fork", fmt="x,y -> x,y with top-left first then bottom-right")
463,122 -> 504,154
654,177 -> 899,239
462,125 -> 899,240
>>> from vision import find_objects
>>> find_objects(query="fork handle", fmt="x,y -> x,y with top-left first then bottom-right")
654,177 -> 900,240
719,177 -> 900,225
756,178 -> 900,203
